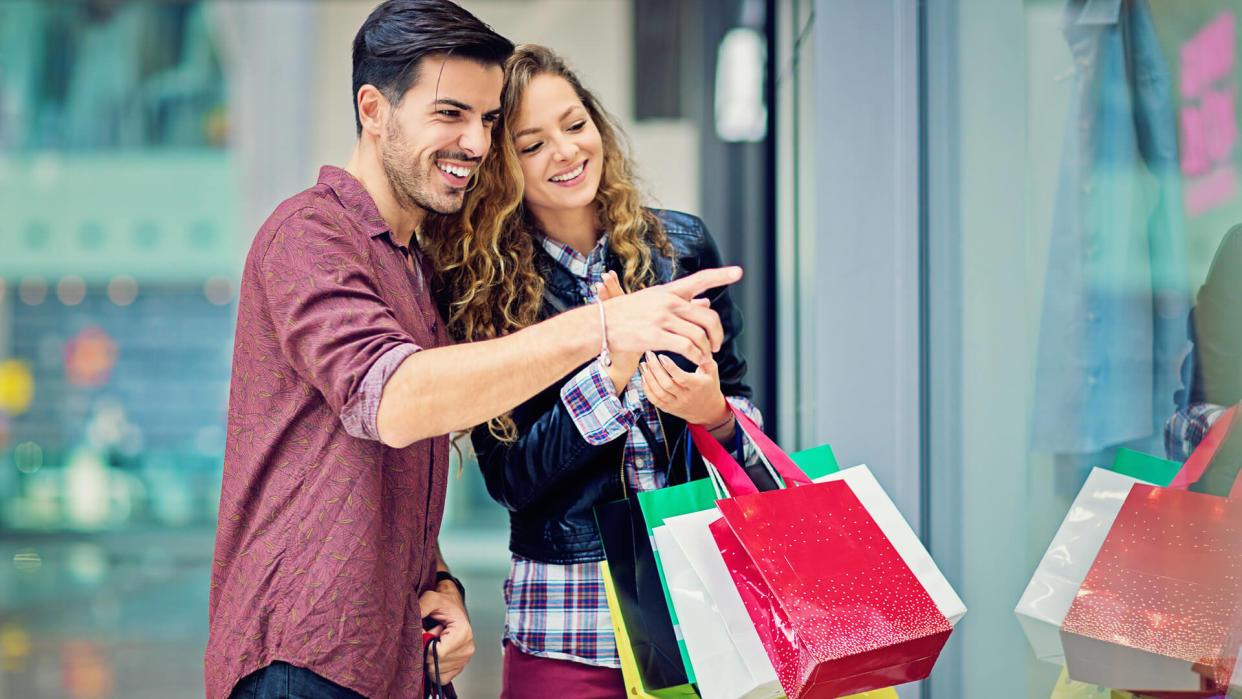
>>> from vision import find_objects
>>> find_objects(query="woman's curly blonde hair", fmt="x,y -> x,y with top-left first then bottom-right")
422,44 -> 674,440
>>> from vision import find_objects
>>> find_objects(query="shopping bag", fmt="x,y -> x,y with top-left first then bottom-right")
659,468 -> 906,697
596,495 -> 696,696
636,429 -> 848,690
813,465 -> 967,626
1044,667 -> 1223,699
653,520 -> 785,699
1110,448 -> 1183,486
1015,446 -> 1181,666
600,560 -> 692,699
635,476 -> 716,686
1060,484 -> 1242,692
625,427 -> 790,688
1016,466 -> 1171,665
697,407 -> 954,698
653,441 -> 844,699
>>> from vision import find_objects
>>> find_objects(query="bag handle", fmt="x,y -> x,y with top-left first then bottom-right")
423,632 -> 445,699
731,409 -> 813,487
1169,404 -> 1238,492
687,403 -> 812,497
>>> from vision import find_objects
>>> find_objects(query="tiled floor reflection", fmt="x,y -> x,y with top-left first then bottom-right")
0,529 -> 510,698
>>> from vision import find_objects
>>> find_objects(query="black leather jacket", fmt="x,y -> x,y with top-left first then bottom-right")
470,209 -> 755,564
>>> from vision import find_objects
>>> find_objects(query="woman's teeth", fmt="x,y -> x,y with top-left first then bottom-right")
550,162 -> 585,182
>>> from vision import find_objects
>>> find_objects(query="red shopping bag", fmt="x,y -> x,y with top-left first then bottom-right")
693,409 -> 953,699
1060,484 -> 1242,693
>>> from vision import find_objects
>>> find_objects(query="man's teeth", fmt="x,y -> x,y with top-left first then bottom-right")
438,163 -> 471,178
551,162 -> 585,182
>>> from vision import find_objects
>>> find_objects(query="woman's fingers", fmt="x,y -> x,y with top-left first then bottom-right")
604,271 -> 625,297
640,358 -> 677,400
654,352 -> 692,388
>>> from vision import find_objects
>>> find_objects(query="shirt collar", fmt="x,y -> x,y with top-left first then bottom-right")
317,165 -> 391,239
539,233 -> 609,280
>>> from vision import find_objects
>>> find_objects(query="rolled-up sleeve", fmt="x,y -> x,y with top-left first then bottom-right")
341,342 -> 421,440
560,360 -> 635,445
260,207 -> 420,425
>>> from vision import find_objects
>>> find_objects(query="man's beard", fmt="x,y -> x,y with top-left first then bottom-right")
380,121 -> 475,216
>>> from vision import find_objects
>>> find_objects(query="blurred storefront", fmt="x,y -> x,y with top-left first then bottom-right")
6,0 -> 1240,697
0,1 -> 774,696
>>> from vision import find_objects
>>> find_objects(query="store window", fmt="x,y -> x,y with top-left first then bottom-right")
925,0 -> 1242,696
0,0 -> 234,534
0,2 -> 235,696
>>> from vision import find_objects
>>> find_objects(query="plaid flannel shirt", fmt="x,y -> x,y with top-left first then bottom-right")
1164,401 -> 1227,461
504,233 -> 761,667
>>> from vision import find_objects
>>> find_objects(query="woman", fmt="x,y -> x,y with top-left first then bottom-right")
424,44 -> 762,698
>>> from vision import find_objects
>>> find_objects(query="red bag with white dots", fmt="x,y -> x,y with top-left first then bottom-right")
694,408 -> 956,699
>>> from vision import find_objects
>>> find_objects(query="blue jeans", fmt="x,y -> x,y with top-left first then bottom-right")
229,662 -> 367,699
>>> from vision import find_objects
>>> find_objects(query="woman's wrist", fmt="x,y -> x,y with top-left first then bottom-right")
699,400 -> 733,432
606,353 -> 641,394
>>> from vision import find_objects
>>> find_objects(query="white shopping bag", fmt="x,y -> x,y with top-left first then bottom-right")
1013,467 -> 1153,665
653,521 -> 784,699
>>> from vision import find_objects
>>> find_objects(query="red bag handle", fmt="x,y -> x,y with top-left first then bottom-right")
1169,404 -> 1238,491
686,403 -> 813,497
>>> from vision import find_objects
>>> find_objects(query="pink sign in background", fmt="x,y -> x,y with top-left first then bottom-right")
1180,11 -> 1239,218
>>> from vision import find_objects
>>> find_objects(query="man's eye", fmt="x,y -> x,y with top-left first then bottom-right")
438,110 -> 460,118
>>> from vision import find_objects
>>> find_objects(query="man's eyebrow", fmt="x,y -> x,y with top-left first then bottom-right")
513,106 -> 577,139
432,98 -> 474,112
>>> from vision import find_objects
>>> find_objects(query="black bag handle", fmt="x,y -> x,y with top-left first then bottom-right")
423,635 -> 444,699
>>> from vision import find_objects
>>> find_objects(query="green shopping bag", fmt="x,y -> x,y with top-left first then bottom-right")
1110,448 -> 1180,486
790,441 -> 841,479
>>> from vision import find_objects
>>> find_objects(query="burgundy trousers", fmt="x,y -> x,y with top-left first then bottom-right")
500,642 -> 627,699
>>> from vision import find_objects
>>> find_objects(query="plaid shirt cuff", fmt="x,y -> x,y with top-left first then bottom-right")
561,359 -> 635,445
1164,402 -> 1226,461
340,343 -> 421,441
726,395 -> 764,465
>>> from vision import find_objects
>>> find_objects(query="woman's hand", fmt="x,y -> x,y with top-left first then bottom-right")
640,351 -> 733,438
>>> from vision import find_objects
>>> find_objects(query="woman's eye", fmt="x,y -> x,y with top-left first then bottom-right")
568,121 -> 586,132
520,142 -> 542,154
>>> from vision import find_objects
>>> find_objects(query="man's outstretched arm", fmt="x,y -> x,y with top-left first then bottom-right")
375,266 -> 742,447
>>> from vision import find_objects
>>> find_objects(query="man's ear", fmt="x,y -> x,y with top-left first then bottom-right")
357,84 -> 390,138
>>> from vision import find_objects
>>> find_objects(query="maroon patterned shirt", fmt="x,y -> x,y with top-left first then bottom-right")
206,166 -> 451,698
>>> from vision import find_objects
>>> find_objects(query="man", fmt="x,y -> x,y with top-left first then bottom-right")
204,1 -> 741,697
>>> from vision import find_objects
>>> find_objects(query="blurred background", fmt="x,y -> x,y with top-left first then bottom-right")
1,0 -> 1241,697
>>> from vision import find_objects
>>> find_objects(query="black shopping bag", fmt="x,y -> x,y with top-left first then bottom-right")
594,495 -> 691,693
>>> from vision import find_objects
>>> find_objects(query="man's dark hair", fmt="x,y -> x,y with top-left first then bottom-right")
351,0 -> 514,134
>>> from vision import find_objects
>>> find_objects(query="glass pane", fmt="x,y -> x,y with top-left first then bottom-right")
939,1 -> 1242,695
0,2 -> 233,696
